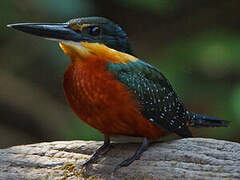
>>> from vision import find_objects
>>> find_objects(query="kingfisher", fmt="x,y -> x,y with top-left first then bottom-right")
7,17 -> 229,171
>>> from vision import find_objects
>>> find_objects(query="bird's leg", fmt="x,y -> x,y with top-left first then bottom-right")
114,137 -> 149,172
82,135 -> 111,169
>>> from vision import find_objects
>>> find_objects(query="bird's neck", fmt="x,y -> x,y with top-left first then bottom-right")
59,42 -> 138,64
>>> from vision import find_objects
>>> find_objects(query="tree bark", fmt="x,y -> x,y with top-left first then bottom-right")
0,138 -> 239,179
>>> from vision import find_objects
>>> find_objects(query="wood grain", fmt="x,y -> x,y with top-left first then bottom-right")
0,138 -> 240,179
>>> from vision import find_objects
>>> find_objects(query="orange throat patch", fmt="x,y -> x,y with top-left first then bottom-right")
59,41 -> 138,63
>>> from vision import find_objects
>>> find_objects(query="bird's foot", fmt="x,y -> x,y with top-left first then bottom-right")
113,156 -> 138,172
81,135 -> 111,171
113,137 -> 149,172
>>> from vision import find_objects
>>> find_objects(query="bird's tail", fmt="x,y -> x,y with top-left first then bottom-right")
189,112 -> 230,128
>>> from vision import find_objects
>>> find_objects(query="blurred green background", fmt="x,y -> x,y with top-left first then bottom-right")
1,0 -> 239,148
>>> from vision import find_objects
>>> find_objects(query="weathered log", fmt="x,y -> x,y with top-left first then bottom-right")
0,138 -> 239,179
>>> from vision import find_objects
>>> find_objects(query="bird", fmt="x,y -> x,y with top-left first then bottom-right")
7,17 -> 229,171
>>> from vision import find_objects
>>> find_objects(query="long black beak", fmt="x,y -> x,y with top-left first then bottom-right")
7,23 -> 83,42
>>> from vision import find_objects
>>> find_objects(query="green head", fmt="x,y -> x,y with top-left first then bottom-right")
67,17 -> 133,55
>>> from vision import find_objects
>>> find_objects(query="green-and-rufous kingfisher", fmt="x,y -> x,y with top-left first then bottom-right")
7,17 -> 229,171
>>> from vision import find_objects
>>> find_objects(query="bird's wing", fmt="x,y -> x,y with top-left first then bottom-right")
107,60 -> 192,138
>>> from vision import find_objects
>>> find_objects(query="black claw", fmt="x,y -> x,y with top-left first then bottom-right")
82,135 -> 111,169
113,137 -> 149,172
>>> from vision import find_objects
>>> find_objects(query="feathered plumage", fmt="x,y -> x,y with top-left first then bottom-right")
8,16 -> 229,171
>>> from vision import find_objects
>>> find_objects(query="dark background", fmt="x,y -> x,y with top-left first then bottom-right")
1,0 -> 239,148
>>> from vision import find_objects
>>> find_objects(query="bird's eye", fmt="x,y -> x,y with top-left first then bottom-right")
89,26 -> 101,36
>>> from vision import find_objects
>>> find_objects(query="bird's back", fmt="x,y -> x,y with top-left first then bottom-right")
108,60 -> 193,138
